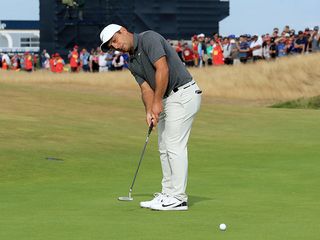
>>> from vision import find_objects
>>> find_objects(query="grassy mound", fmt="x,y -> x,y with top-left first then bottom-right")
271,95 -> 320,109
1,52 -> 320,104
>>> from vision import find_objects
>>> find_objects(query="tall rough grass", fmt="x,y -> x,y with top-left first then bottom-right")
194,53 -> 320,102
1,53 -> 319,105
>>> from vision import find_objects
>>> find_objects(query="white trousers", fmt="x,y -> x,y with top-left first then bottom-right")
158,81 -> 201,202
99,66 -> 108,72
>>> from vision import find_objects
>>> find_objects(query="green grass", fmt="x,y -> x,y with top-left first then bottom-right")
271,95 -> 320,109
0,81 -> 320,240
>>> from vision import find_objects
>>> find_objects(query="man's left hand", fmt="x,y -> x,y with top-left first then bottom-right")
152,100 -> 163,125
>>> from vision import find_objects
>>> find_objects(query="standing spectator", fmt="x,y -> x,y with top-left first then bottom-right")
1,53 -> 11,70
262,37 -> 271,60
310,26 -> 320,52
49,54 -> 56,72
250,34 -> 263,62
80,48 -> 90,72
283,25 -> 290,34
212,39 -> 224,66
222,37 -> 233,65
11,54 -> 21,71
213,33 -> 220,44
206,40 -> 213,66
112,51 -> 125,70
55,53 -> 65,73
264,33 -> 271,40
89,48 -> 99,72
272,27 -> 279,38
290,29 -> 296,38
98,50 -> 108,72
277,36 -> 287,57
304,28 -> 312,53
192,35 -> 199,67
269,37 -> 278,59
197,33 -> 207,67
41,49 -> 50,69
69,45 -> 79,72
175,42 -> 184,63
294,31 -> 307,54
19,54 -> 25,69
230,37 -> 239,64
286,37 -> 295,55
105,49 -> 114,71
24,52 -> 33,72
182,43 -> 195,67
238,35 -> 250,63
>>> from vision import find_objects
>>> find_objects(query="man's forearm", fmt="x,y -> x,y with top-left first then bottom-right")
154,67 -> 169,102
141,89 -> 154,113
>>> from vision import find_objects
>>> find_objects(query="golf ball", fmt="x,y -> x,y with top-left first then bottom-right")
219,223 -> 227,231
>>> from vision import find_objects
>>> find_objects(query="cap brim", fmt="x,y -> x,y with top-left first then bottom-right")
100,41 -> 110,52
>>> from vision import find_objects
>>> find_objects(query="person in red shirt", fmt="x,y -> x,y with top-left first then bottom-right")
212,39 -> 224,66
191,35 -> 199,67
182,43 -> 194,67
69,45 -> 79,72
1,55 -> 9,70
175,41 -> 184,63
50,54 -> 56,73
24,52 -> 33,72
55,53 -> 64,73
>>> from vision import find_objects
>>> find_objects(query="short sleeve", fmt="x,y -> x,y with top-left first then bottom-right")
141,31 -> 167,64
133,73 -> 145,85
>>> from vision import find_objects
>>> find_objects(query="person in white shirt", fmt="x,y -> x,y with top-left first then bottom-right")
222,37 -> 234,65
250,34 -> 263,62
112,51 -> 124,70
2,53 -> 11,66
98,51 -> 108,72
262,38 -> 271,60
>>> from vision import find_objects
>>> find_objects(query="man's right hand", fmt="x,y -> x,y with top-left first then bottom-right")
146,112 -> 155,128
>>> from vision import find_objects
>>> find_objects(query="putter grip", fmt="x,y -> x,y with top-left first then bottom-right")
148,121 -> 154,135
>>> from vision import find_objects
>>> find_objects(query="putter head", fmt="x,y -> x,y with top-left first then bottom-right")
118,196 -> 133,201
118,191 -> 133,201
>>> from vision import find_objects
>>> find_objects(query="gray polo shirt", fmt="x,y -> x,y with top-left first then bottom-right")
128,31 -> 193,98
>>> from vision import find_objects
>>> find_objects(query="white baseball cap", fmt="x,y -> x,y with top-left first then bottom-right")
100,24 -> 122,52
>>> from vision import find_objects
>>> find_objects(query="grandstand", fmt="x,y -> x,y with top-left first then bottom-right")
40,0 -> 229,57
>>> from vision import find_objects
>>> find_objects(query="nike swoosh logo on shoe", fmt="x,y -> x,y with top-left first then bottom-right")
162,203 -> 176,207
162,202 -> 187,208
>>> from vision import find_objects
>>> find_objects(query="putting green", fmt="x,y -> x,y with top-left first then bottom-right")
0,81 -> 319,240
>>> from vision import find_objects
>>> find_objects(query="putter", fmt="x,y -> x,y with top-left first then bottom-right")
118,121 -> 154,201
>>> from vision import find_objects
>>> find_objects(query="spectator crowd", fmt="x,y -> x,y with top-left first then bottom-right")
0,25 -> 319,73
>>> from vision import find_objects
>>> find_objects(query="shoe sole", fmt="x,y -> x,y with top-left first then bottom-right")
140,205 -> 151,209
150,206 -> 188,211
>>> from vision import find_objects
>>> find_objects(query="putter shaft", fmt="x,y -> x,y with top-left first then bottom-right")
129,122 -> 153,192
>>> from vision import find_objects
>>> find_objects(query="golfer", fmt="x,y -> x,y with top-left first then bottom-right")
100,24 -> 201,211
